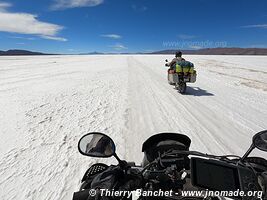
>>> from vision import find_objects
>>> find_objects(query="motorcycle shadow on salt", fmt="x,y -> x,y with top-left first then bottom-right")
184,87 -> 214,96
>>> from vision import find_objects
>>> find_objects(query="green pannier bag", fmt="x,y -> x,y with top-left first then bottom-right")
176,60 -> 194,73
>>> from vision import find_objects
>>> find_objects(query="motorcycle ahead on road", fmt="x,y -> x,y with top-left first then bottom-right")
165,59 -> 197,94
73,130 -> 267,200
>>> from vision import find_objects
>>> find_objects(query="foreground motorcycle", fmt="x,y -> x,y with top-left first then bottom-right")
73,130 -> 267,200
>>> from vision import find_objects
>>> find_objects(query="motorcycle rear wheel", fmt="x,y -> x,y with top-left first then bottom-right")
176,82 -> 187,94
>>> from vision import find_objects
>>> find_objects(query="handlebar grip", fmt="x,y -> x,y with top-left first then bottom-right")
261,172 -> 267,197
73,190 -> 89,200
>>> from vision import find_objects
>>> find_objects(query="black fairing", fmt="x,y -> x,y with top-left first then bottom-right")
142,133 -> 191,168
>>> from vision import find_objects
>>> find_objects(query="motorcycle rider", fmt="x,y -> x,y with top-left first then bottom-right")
167,51 -> 185,70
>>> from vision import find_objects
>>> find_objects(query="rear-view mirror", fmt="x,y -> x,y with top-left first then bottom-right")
253,130 -> 267,152
78,132 -> 116,158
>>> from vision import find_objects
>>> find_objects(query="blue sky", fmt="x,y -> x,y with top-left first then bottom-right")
0,0 -> 267,53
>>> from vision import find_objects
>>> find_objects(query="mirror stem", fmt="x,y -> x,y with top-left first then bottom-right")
113,153 -> 121,162
114,153 -> 128,169
241,144 -> 255,162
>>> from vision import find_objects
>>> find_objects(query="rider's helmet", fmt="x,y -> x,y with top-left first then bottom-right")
175,51 -> 182,58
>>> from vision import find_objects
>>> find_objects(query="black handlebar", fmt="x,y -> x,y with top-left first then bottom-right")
73,153 -> 267,200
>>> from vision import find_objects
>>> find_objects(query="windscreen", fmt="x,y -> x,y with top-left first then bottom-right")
191,158 -> 240,191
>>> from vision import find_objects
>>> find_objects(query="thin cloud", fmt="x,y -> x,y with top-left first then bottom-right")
101,34 -> 121,39
51,0 -> 104,10
132,4 -> 147,12
0,2 -> 11,10
178,34 -> 197,40
109,44 -> 127,51
0,2 -> 67,41
8,36 -> 36,40
241,24 -> 267,29
41,35 -> 68,42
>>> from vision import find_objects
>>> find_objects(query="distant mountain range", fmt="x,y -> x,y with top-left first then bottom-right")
0,49 -> 53,56
151,48 -> 267,55
79,51 -> 104,55
1,48 -> 267,56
